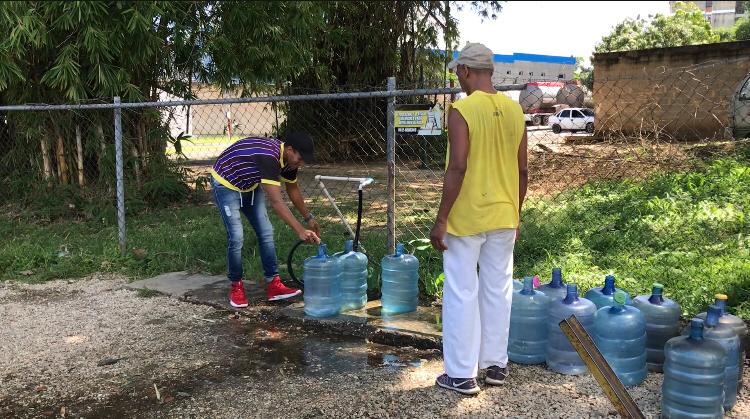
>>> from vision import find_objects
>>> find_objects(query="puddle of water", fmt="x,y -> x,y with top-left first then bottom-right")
222,318 -> 434,377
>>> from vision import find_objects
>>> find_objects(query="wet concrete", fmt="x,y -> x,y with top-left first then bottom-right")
127,272 -> 444,350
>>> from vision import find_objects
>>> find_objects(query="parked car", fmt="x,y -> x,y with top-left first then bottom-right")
548,107 -> 595,134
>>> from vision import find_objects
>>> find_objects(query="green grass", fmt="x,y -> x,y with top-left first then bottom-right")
514,156 -> 750,319
2,152 -> 748,319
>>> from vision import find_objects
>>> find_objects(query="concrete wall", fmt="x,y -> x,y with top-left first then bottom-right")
592,41 -> 750,140
188,84 -> 281,137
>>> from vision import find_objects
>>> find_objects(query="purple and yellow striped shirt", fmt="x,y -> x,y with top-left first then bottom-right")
210,137 -> 298,192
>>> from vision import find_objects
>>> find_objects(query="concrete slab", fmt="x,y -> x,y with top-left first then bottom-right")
127,272 -> 443,350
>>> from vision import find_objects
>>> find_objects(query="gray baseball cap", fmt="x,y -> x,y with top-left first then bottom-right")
448,43 -> 495,71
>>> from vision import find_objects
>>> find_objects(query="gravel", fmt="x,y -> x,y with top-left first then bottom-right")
1,275 -> 747,418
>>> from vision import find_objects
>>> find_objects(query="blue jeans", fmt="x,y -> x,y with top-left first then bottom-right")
212,178 -> 278,283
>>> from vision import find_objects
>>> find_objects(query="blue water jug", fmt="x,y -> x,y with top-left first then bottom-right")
593,290 -> 647,387
697,293 -> 747,391
335,240 -> 368,312
685,305 -> 740,412
546,284 -> 597,375
538,267 -> 566,302
662,319 -> 727,419
585,274 -> 632,309
632,283 -> 681,372
380,243 -> 419,315
303,244 -> 342,318
509,277 -> 550,365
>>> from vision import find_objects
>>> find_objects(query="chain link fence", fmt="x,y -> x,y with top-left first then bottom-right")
2,60 -> 749,309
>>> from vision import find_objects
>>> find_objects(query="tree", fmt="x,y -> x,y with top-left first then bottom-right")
574,57 -> 594,91
735,2 -> 750,41
595,2 -> 720,53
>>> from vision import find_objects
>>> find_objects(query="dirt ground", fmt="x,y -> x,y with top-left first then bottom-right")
1,275 -> 748,418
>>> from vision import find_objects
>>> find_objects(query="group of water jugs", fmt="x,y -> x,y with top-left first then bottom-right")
302,243 -> 746,418
302,241 -> 419,318
511,268 -> 747,418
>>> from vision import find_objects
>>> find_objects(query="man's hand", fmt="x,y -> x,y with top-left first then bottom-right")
298,229 -> 320,244
307,219 -> 320,236
430,220 -> 448,252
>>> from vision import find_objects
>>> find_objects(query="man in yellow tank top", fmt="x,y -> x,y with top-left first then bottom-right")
431,43 -> 528,395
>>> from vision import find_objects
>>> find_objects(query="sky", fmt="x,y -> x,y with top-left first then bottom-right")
454,1 -> 672,63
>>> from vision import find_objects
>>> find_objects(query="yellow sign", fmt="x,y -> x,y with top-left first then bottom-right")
394,104 -> 443,135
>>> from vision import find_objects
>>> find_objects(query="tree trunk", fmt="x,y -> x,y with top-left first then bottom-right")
75,124 -> 85,186
55,127 -> 69,184
40,136 -> 52,181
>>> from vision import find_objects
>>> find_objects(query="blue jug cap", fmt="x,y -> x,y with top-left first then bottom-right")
602,275 -> 616,295
563,284 -> 579,304
344,240 -> 354,252
689,318 -> 705,340
714,294 -> 728,315
706,305 -> 722,327
395,243 -> 405,256
521,276 -> 535,295
317,244 -> 328,258
550,268 -> 564,288
649,283 -> 664,305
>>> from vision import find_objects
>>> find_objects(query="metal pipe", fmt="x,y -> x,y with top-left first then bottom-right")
113,97 -> 126,256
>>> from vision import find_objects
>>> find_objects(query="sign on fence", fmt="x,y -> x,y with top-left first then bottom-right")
394,104 -> 443,135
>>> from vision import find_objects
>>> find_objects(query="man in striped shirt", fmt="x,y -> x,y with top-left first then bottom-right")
211,132 -> 320,307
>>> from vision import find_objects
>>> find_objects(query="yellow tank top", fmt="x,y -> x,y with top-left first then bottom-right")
447,91 -> 525,236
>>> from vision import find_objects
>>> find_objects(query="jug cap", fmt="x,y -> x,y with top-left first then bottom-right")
652,282 -> 664,289
317,243 -> 328,257
715,293 -> 728,301
688,318 -> 705,340
706,305 -> 722,327
395,243 -> 405,256
550,268 -> 564,287
344,240 -> 354,252
563,284 -> 579,304
613,290 -> 627,305
521,276 -> 535,295
602,275 -> 616,295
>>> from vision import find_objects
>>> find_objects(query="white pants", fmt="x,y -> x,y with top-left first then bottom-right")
442,229 -> 516,378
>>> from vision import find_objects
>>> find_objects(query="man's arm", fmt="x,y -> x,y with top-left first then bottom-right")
430,108 -> 470,252
285,182 -> 319,235
262,183 -> 320,244
516,127 -> 528,241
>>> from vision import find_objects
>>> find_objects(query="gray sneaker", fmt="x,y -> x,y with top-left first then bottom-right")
436,373 -> 481,396
485,365 -> 508,386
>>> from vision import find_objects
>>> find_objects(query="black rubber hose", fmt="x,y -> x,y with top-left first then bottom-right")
287,239 -> 306,288
353,188 -> 363,252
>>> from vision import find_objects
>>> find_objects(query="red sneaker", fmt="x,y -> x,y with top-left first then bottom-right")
229,281 -> 249,308
266,276 -> 302,301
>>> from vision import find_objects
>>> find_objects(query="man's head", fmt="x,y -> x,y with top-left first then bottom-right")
448,43 -> 495,94
283,132 -> 315,169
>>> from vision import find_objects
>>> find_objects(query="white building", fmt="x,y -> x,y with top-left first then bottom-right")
448,50 -> 577,85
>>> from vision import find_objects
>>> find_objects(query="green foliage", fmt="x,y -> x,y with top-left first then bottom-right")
595,2 -> 721,53
735,14 -> 750,41
515,155 -> 750,319
573,57 -> 594,91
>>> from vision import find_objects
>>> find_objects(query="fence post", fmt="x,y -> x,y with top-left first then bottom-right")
113,96 -> 126,256
386,77 -> 396,254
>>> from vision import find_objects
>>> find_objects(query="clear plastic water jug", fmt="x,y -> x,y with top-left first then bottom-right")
538,267 -> 567,302
696,293 -> 747,390
593,290 -> 647,387
632,283 -> 681,372
303,244 -> 342,318
684,305 -> 740,412
380,243 -> 419,315
546,284 -> 597,375
509,276 -> 550,364
662,318 -> 726,419
585,274 -> 632,309
335,240 -> 368,312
